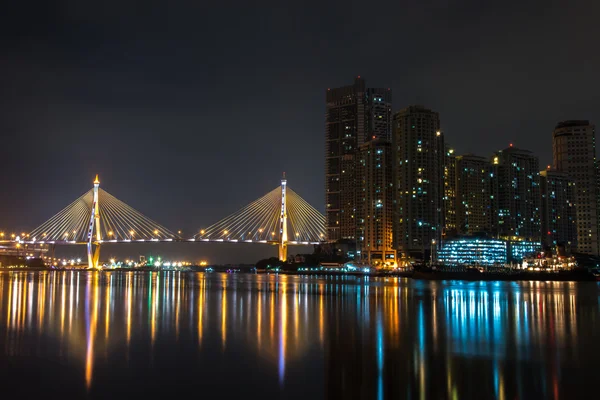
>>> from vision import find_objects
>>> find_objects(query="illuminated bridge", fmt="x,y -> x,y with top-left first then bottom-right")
8,174 -> 325,268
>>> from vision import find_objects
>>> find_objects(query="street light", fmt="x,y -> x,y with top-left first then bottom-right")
130,230 -> 135,240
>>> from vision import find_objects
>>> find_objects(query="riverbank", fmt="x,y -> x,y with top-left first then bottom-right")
1,267 -> 597,282
271,267 -> 599,282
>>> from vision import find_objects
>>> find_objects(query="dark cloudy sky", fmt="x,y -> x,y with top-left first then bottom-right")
1,0 -> 598,263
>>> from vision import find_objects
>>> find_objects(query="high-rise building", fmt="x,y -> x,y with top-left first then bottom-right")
392,105 -> 444,259
356,139 -> 396,266
443,145 -> 457,236
490,145 -> 541,242
455,154 -> 492,235
325,77 -> 391,243
539,169 -> 577,250
552,120 -> 599,255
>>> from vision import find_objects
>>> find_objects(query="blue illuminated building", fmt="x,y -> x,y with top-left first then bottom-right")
438,237 -> 542,266
438,237 -> 507,266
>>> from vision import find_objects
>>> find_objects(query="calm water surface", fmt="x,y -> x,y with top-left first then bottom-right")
0,271 -> 599,399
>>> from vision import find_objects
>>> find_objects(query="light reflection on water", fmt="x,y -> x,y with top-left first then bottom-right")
0,272 -> 599,399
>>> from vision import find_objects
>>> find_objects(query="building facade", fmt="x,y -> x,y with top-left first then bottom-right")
539,169 -> 577,250
491,146 -> 541,243
455,154 -> 492,235
552,120 -> 599,255
392,105 -> 444,259
356,139 -> 396,266
325,77 -> 391,242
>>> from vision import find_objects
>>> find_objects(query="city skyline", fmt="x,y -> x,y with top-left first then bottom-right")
2,1 -> 599,262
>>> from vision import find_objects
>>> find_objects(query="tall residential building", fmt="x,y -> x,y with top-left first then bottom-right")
455,154 -> 491,235
490,146 -> 541,242
443,145 -> 457,236
392,105 -> 444,258
539,169 -> 577,250
356,139 -> 396,266
552,120 -> 599,255
325,77 -> 392,242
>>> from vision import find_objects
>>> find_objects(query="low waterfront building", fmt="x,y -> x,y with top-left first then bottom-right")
507,240 -> 542,262
438,237 -> 507,266
438,237 -> 542,266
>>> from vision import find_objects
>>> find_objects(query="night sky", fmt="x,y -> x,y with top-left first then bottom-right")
1,1 -> 599,263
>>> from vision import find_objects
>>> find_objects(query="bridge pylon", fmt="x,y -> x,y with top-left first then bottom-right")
278,173 -> 288,262
86,175 -> 102,269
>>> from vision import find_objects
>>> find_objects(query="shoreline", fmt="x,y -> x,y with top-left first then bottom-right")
1,267 -> 597,282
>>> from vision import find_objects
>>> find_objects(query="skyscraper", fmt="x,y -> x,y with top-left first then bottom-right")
552,120 -> 599,255
539,169 -> 577,250
455,154 -> 492,235
356,139 -> 396,267
325,77 -> 391,243
491,146 -> 541,242
392,105 -> 444,259
443,145 -> 457,237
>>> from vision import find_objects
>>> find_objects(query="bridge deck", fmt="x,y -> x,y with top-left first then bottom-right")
7,239 -> 322,246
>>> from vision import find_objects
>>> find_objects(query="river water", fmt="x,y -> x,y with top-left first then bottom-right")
0,271 -> 598,399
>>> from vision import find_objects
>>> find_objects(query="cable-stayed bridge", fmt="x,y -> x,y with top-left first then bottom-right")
9,174 -> 325,268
